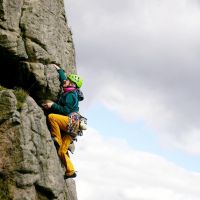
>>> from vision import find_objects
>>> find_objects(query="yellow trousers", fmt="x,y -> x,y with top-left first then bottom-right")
48,113 -> 75,176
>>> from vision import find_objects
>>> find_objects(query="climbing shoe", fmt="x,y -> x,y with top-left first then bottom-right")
64,172 -> 77,179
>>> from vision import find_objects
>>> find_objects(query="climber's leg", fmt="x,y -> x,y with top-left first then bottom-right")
58,134 -> 76,177
48,114 -> 69,147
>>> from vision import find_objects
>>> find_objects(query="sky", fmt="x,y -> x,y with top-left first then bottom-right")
64,0 -> 200,199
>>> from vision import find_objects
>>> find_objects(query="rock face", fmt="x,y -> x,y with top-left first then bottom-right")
0,89 -> 77,200
0,0 -> 79,199
0,0 -> 76,102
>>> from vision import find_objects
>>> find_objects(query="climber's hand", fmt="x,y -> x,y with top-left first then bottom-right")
45,102 -> 54,108
52,64 -> 60,70
42,101 -> 54,109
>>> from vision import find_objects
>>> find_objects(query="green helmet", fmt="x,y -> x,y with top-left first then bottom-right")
68,74 -> 83,88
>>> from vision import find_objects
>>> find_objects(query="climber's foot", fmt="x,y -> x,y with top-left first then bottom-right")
64,172 -> 77,179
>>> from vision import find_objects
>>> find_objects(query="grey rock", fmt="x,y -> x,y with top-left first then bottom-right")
0,90 -> 78,200
0,0 -> 80,199
0,0 -> 76,102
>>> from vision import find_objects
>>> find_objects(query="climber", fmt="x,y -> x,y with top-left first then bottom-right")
43,64 -> 83,179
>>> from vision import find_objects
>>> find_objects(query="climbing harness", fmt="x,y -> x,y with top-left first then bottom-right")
67,112 -> 87,138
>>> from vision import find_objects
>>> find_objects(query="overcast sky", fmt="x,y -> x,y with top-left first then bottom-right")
74,129 -> 200,200
64,0 -> 200,199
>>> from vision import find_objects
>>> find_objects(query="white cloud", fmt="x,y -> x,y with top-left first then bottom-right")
65,0 -> 200,154
99,81 -> 200,154
72,127 -> 200,200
